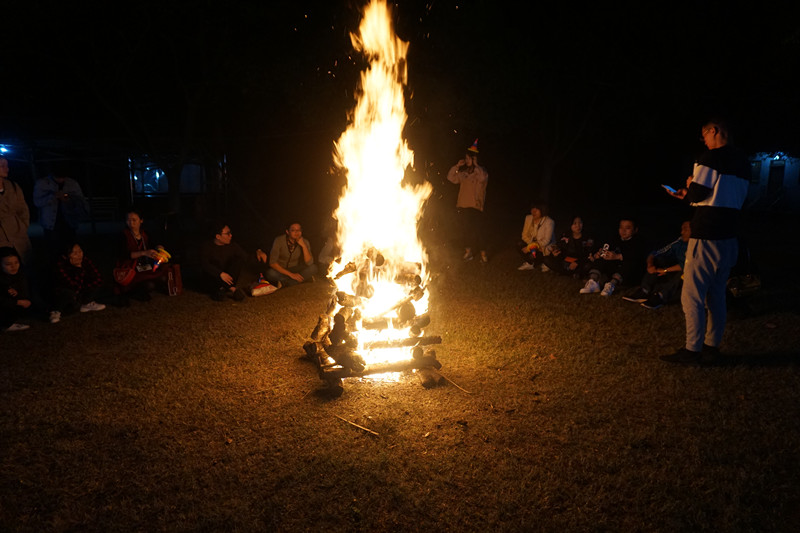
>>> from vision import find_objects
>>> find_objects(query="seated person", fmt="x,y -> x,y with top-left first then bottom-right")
264,222 -> 318,287
542,215 -> 595,276
201,223 -> 262,301
50,242 -> 106,324
317,216 -> 341,275
623,220 -> 691,309
579,217 -> 648,296
114,209 -> 168,304
517,203 -> 555,271
1,247 -> 33,332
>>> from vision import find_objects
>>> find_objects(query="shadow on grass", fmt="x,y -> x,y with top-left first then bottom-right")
723,351 -> 800,368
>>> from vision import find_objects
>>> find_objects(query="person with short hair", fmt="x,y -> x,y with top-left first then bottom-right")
200,222 -> 261,301
264,222 -> 318,287
661,118 -> 750,364
579,217 -> 648,297
622,220 -> 691,309
447,139 -> 489,263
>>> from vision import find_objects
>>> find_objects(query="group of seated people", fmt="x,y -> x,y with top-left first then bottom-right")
516,203 -> 691,310
1,209 -> 325,332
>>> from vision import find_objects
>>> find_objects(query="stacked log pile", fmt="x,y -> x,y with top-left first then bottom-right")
302,254 -> 443,394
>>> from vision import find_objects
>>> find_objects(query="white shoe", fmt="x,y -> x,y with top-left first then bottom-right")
80,301 -> 106,313
5,323 -> 30,332
462,249 -> 474,261
601,282 -> 615,297
579,279 -> 600,294
541,264 -> 551,272
49,311 -> 61,324
517,262 -> 535,270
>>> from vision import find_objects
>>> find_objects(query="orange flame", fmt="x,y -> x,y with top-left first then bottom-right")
330,0 -> 432,371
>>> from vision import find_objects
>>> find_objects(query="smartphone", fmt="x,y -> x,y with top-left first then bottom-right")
661,184 -> 677,194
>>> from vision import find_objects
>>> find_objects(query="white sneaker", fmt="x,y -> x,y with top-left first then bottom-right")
80,301 -> 106,313
5,323 -> 30,332
517,262 -> 535,271
541,264 -> 551,272
579,279 -> 600,294
601,282 -> 615,297
49,311 -> 61,324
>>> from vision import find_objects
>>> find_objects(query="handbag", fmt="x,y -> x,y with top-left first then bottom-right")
113,265 -> 136,286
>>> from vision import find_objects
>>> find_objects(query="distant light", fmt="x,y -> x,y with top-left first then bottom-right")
0,146 -> 9,154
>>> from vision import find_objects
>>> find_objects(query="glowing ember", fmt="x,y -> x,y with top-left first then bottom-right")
327,0 -> 433,377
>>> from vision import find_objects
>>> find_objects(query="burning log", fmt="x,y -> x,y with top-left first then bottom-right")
320,351 -> 441,381
362,335 -> 441,350
366,247 -> 385,267
333,262 -> 357,279
355,280 -> 375,299
395,300 -> 416,325
362,317 -> 390,330
394,272 -> 422,286
336,291 -> 361,308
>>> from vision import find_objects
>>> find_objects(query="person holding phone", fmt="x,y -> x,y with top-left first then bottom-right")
660,118 -> 750,365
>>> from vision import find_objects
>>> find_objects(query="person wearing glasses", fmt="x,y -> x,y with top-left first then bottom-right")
200,222 -> 261,301
660,118 -> 750,365
263,222 -> 318,287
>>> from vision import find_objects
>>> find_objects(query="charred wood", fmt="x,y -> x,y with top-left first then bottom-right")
417,368 -> 446,389
323,345 -> 366,373
336,291 -> 361,308
310,315 -> 331,342
325,293 -> 338,316
320,354 -> 440,380
409,314 -> 430,337
334,262 -> 357,279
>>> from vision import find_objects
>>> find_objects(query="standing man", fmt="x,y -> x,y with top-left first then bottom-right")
33,163 -> 90,259
263,222 -> 318,287
661,118 -> 750,364
447,139 -> 489,263
0,155 -> 33,265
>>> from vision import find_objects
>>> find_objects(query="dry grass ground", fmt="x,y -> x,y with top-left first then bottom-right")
2,240 -> 799,532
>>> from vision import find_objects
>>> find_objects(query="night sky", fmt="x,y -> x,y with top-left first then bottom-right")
3,0 -> 798,236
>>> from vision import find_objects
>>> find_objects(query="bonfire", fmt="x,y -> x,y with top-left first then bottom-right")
302,0 -> 442,395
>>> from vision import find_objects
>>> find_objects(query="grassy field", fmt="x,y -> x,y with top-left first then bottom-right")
2,237 -> 799,532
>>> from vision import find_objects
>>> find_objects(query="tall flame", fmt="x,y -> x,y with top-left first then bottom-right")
330,0 -> 432,368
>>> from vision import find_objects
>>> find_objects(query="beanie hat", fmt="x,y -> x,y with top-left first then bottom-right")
467,139 -> 479,154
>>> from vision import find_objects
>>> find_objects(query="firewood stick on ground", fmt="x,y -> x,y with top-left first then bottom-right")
334,415 -> 379,436
436,372 -> 472,394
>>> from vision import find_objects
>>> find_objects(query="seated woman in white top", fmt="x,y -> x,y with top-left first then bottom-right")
518,203 -> 555,271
